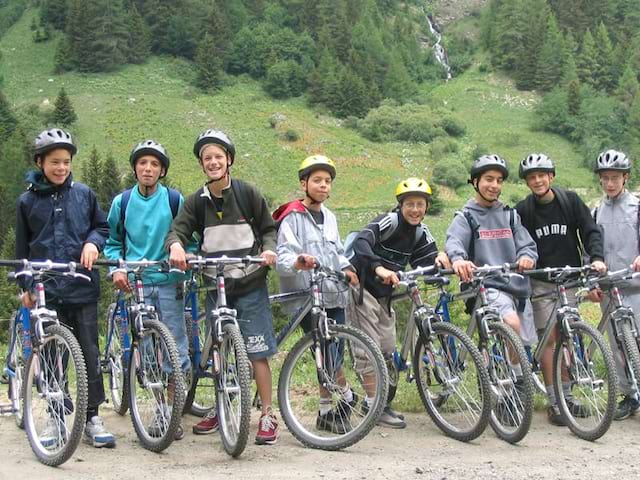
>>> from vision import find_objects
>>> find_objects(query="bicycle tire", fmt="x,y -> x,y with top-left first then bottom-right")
217,323 -> 251,457
485,321 -> 534,444
105,303 -> 129,416
278,324 -> 388,451
413,321 -> 491,442
184,311 -> 214,417
619,321 -> 640,392
386,355 -> 399,403
128,318 -> 186,452
554,320 -> 617,441
8,312 -> 26,429
22,324 -> 88,467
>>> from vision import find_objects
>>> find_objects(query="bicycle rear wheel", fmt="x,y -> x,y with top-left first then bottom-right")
484,321 -> 534,444
554,320 -> 617,441
413,321 -> 491,442
216,323 -> 251,457
23,324 -> 88,466
104,303 -> 129,415
278,324 -> 388,451
619,321 -> 640,390
8,312 -> 26,428
128,318 -> 186,452
184,311 -> 215,417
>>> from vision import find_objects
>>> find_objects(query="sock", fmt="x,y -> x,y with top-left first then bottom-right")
546,385 -> 556,406
319,398 -> 331,415
340,385 -> 354,403
365,396 -> 375,407
562,382 -> 573,401
510,363 -> 523,377
86,408 -> 98,423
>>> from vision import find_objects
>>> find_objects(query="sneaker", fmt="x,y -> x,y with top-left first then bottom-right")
192,409 -> 219,435
255,411 -> 279,445
614,395 -> 640,421
566,399 -> 590,418
547,405 -> 565,427
84,416 -> 116,448
377,406 -> 406,429
316,410 -> 350,434
40,416 -> 62,448
148,406 -> 169,438
384,405 -> 405,421
335,391 -> 359,422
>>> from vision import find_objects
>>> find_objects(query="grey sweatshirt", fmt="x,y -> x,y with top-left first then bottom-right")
445,199 -> 538,298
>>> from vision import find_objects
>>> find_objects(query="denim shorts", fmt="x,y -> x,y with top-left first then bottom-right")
206,284 -> 277,360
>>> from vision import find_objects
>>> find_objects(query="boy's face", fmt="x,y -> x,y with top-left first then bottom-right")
400,194 -> 428,226
599,170 -> 627,198
476,169 -> 504,202
200,144 -> 229,181
37,148 -> 72,186
301,169 -> 332,202
525,171 -> 554,197
135,154 -> 164,188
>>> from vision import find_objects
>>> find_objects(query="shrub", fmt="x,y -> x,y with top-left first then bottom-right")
281,129 -> 300,142
357,103 -> 450,143
264,60 -> 307,99
432,157 -> 468,189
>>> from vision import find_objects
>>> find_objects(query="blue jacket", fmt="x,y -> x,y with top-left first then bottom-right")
15,171 -> 109,304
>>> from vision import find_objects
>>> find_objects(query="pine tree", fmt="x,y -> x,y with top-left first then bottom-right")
84,146 -> 102,192
99,152 -> 122,209
40,0 -> 69,31
51,88 -> 77,126
194,33 -> 224,92
514,0 -> 550,90
333,68 -> 369,118
577,29 -> 598,88
594,22 -> 616,92
383,51 -> 417,103
535,13 -> 566,92
492,0 -> 526,72
126,3 -> 151,64
616,63 -> 640,111
0,90 -> 17,144
203,2 -> 231,61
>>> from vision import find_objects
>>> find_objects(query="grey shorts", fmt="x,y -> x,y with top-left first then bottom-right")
483,288 -> 537,346
530,279 -> 577,332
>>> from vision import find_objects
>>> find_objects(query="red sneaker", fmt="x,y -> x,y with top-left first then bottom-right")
192,409 -> 219,435
255,411 -> 279,445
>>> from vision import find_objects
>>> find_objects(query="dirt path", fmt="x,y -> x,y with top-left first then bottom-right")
1,408 -> 639,480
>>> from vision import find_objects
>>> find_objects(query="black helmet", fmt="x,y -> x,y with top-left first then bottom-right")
33,128 -> 77,162
193,129 -> 236,165
129,140 -> 170,176
595,149 -> 630,173
519,153 -> 555,179
469,154 -> 509,181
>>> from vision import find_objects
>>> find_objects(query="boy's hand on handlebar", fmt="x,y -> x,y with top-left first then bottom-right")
169,242 -> 187,271
435,252 -> 451,269
294,254 -> 316,271
260,250 -> 277,266
452,259 -> 475,283
632,256 -> 640,272
343,269 -> 359,285
517,256 -> 535,272
587,287 -> 603,303
80,242 -> 99,270
591,260 -> 607,274
20,291 -> 36,309
375,266 -> 399,286
112,271 -> 131,292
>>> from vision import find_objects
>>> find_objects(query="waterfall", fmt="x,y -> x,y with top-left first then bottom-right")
424,6 -> 452,81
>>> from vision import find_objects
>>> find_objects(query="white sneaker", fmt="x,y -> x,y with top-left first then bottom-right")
84,416 -> 116,448
40,416 -> 61,448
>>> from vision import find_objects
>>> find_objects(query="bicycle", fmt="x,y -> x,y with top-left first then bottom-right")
388,264 -> 492,442
588,267 -> 640,404
0,259 -> 89,467
96,259 -> 186,452
459,264 -> 535,444
4,305 -> 29,428
270,261 -> 388,450
184,255 -> 264,458
523,265 -> 617,441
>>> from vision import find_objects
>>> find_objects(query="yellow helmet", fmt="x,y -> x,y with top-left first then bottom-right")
395,177 -> 432,203
298,155 -> 336,180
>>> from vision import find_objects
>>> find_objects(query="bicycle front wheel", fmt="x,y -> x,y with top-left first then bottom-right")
216,323 -> 251,458
413,321 -> 491,442
128,318 -> 186,452
485,321 -> 534,444
23,324 -> 88,467
619,321 -> 640,391
554,321 -> 617,441
8,312 -> 26,429
278,324 -> 388,451
105,303 -> 129,415
184,311 -> 215,417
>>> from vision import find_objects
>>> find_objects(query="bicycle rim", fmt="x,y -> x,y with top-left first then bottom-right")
9,314 -> 26,428
185,311 -> 215,417
216,323 -> 251,457
485,322 -> 534,444
128,319 -> 185,452
278,324 -> 388,450
554,321 -> 617,441
619,321 -> 640,392
23,324 -> 88,466
414,321 -> 491,442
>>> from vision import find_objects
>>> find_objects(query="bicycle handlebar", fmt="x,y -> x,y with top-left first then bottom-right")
296,255 -> 350,284
187,255 -> 265,267
1,259 -> 92,282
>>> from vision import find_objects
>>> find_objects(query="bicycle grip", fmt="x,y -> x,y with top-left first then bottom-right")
94,259 -> 120,267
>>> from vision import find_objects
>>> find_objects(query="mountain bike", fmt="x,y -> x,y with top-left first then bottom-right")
184,255 -> 263,458
523,265 -> 617,441
389,265 -> 492,442
271,261 -> 388,450
1,259 -> 89,467
95,259 -> 186,452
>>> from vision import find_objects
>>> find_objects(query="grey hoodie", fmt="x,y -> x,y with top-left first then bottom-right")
445,199 -> 538,298
594,191 -> 640,289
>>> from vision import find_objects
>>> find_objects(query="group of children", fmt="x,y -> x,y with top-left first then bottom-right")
15,126 -> 640,450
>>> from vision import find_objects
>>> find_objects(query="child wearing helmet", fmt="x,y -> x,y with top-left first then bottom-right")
273,155 -> 360,434
445,155 -> 538,415
15,128 -> 115,448
590,149 -> 640,420
515,152 -> 605,426
348,177 -> 450,428
166,129 -> 280,445
104,140 -> 193,440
